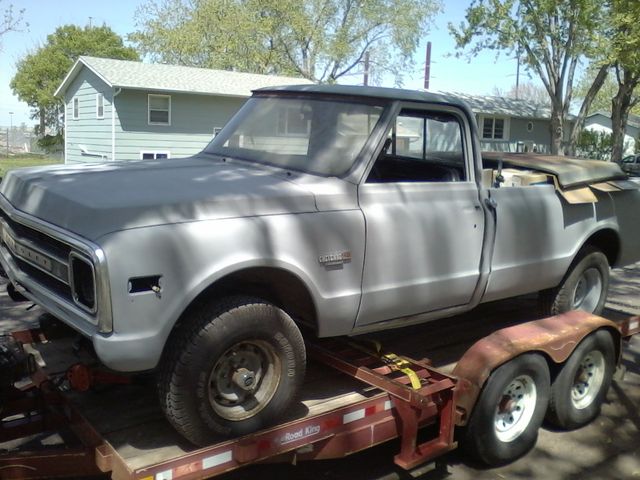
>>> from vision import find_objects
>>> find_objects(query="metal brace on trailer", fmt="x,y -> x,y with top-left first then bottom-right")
307,338 -> 458,469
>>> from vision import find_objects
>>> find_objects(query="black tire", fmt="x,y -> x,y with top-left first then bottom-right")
539,246 -> 609,316
6,282 -> 27,302
546,329 -> 616,430
463,354 -> 550,466
158,296 -> 306,446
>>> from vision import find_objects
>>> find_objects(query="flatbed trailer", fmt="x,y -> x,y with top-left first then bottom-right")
0,305 -> 638,480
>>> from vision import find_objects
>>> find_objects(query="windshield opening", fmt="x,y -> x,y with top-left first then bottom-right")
205,96 -> 386,176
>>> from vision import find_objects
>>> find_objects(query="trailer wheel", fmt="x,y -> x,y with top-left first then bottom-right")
546,329 -> 615,430
463,354 -> 550,466
158,296 -> 306,446
539,246 -> 609,316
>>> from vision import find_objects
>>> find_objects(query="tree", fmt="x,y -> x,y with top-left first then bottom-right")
575,69 -> 618,114
575,129 -> 613,160
450,0 -> 608,155
0,1 -> 25,50
10,25 -> 138,137
129,0 -> 441,84
608,0 -> 640,162
492,81 -> 550,106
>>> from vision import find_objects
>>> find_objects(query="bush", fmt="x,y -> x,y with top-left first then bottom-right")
576,130 -> 613,160
36,133 -> 63,154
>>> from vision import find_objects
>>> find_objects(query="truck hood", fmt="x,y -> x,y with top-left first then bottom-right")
0,155 -> 318,241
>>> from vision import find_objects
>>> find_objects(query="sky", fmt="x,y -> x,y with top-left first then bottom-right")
0,0 -> 530,127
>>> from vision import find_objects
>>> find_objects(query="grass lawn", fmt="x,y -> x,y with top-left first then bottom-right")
0,154 -> 63,178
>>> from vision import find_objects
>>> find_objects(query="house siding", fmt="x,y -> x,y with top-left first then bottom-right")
114,90 -> 244,161
509,117 -> 551,153
65,69 -> 113,164
476,115 -> 552,153
585,113 -> 638,155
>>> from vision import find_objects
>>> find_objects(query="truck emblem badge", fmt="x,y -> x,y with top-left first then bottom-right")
319,251 -> 352,266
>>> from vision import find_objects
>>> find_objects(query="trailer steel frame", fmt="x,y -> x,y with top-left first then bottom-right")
1,313 -> 638,480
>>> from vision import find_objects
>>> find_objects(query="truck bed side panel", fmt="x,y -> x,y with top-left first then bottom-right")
482,185 -> 617,302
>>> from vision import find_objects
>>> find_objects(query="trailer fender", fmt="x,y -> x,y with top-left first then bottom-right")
452,310 -> 621,425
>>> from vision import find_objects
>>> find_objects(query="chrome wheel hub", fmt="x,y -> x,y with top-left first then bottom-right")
494,375 -> 537,443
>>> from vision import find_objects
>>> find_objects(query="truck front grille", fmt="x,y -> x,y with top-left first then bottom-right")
0,210 -> 95,313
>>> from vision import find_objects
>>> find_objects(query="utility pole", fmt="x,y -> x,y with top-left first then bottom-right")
424,41 -> 432,90
88,16 -> 93,28
515,44 -> 521,100
363,51 -> 370,86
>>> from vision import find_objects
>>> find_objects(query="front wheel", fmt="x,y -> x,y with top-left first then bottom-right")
546,330 -> 616,430
539,247 -> 609,316
158,296 -> 306,446
463,354 -> 550,466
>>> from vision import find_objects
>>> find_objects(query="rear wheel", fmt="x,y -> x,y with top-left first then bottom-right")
158,296 -> 306,446
539,247 -> 609,316
546,330 -> 616,430
463,354 -> 550,466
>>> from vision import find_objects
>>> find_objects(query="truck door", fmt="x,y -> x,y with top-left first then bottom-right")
355,105 -> 485,327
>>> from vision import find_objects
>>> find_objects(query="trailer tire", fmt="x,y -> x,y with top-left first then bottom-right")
539,247 -> 609,316
463,354 -> 550,466
158,296 -> 306,446
546,329 -> 615,430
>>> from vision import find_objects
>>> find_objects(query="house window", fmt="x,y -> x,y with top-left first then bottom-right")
140,151 -> 170,160
481,116 -> 509,140
527,121 -> 534,132
213,127 -> 222,137
277,106 -> 311,136
148,94 -> 171,125
72,98 -> 79,120
96,93 -> 104,119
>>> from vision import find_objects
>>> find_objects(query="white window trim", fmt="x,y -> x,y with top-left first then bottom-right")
479,115 -> 510,141
148,94 -> 171,126
139,150 -> 171,160
72,97 -> 79,120
96,93 -> 104,119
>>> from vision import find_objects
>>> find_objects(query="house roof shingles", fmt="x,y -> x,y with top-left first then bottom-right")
445,91 -> 555,120
56,56 -> 313,98
58,57 -> 556,121
588,111 -> 640,130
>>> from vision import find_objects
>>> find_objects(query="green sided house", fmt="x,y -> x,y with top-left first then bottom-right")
55,56 -> 312,163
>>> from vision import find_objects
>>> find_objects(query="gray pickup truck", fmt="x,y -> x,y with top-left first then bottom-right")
1,85 -> 639,445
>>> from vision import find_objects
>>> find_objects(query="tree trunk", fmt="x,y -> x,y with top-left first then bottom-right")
38,108 -> 46,137
611,88 -> 632,163
549,105 -> 564,155
567,64 -> 610,156
610,67 -> 640,163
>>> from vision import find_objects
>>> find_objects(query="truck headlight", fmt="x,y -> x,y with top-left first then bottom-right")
69,252 -> 97,313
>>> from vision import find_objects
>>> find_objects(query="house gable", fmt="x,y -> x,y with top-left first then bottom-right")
64,67 -> 114,164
